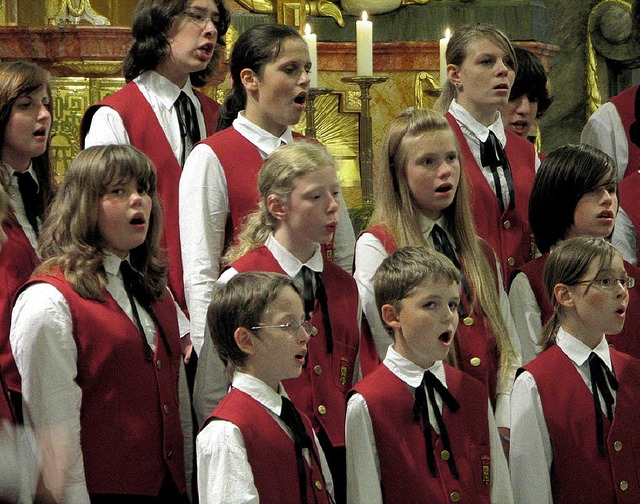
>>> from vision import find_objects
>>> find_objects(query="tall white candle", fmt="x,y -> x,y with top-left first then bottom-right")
356,11 -> 373,76
440,28 -> 451,88
304,23 -> 318,88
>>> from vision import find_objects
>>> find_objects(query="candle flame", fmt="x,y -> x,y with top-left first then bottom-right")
362,11 -> 368,22
305,23 -> 312,36
445,28 -> 451,39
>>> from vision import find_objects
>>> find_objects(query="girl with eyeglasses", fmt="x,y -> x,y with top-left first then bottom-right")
194,142 -> 360,503
509,143 -> 640,363
510,236 -> 640,503
82,0 -> 230,324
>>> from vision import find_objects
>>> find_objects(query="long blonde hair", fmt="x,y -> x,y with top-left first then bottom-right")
370,107 -> 518,379
223,141 -> 337,264
36,145 -> 167,303
434,23 -> 517,114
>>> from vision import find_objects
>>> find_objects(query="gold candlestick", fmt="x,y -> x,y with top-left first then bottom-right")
341,76 -> 388,200
304,87 -> 333,139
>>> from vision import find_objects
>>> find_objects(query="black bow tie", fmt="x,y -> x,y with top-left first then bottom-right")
413,371 -> 460,479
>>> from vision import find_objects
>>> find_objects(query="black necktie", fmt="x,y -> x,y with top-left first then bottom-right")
300,266 -> 333,354
431,224 -> 470,317
15,171 -> 43,238
479,130 -> 514,212
413,371 -> 460,479
280,396 -> 313,504
175,91 -> 201,166
588,352 -> 619,456
120,261 -> 154,362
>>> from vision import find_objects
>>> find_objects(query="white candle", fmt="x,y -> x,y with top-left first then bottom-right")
440,28 -> 451,88
304,23 -> 318,88
356,11 -> 373,76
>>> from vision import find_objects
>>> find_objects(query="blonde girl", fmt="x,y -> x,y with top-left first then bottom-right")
354,107 -> 519,434
510,236 -> 640,503
10,145 -> 187,502
435,23 -> 539,285
195,141 -> 360,502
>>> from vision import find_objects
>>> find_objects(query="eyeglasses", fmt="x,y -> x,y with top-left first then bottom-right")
575,276 -> 636,290
182,8 -> 219,29
251,320 -> 314,338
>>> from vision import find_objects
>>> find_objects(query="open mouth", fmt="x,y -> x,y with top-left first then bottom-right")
294,92 -> 307,106
494,83 -> 509,90
130,216 -> 146,225
295,350 -> 307,365
597,210 -> 614,219
616,306 -> 626,317
435,183 -> 453,193
33,128 -> 47,137
438,331 -> 451,344
199,42 -> 214,54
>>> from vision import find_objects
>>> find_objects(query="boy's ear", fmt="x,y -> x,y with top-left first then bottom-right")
553,283 -> 575,308
380,303 -> 401,331
234,327 -> 256,355
240,68 -> 259,92
266,194 -> 287,222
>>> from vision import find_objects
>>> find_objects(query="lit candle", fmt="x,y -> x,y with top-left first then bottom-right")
440,28 -> 451,88
304,23 -> 318,88
356,11 -> 373,76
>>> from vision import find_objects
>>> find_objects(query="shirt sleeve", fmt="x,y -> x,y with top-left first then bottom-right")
581,102 -> 628,181
487,400 -> 514,504
0,420 -> 40,503
345,393 -> 383,504
83,106 -> 131,147
508,272 -> 543,365
333,193 -> 356,273
612,206 -> 638,266
353,233 -> 392,360
179,143 -> 230,355
509,371 -> 553,504
10,284 -> 90,504
196,420 -> 259,504
494,267 -> 520,429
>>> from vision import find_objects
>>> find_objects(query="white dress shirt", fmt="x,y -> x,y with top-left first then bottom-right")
508,271 -> 544,365
196,372 -> 334,504
4,162 -> 42,255
353,214 -> 519,427
192,234 -> 362,426
448,100 -> 541,205
83,70 -> 207,165
345,347 -> 513,504
10,253 -> 159,504
0,420 -> 39,503
179,112 -> 356,355
510,328 -> 615,504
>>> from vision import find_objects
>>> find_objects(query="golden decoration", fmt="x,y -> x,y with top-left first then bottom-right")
54,0 -> 110,25
52,60 -> 123,75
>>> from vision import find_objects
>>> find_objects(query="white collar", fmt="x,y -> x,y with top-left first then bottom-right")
265,233 -> 324,277
556,327 -> 612,372
136,70 -> 198,111
232,112 -> 295,157
384,346 -> 448,389
449,99 -> 507,146
231,371 -> 290,416
6,162 -> 39,191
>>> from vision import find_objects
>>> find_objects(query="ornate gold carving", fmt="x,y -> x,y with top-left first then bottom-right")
54,0 -> 110,25
277,0 -> 304,28
50,76 -> 125,177
52,60 -> 123,75
414,70 -> 440,109
233,0 -> 344,26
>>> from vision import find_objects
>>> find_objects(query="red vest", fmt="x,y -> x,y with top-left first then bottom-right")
351,363 -> 491,504
231,245 -> 359,447
200,128 -> 305,254
0,220 -> 39,392
517,255 -> 640,359
0,368 -> 14,423
79,82 -> 220,312
22,272 -> 185,496
205,388 -> 331,504
523,345 -> 640,503
364,225 -> 498,403
445,113 -> 536,286
609,83 -> 640,178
